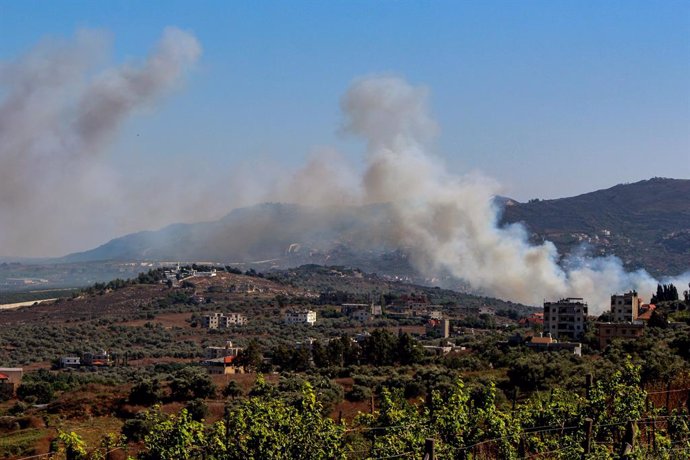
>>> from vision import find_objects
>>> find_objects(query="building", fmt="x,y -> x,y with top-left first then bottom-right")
342,303 -> 382,321
205,340 -> 243,360
526,334 -> 582,356
284,310 -> 317,325
0,367 -> 23,398
610,291 -> 641,323
595,322 -> 645,349
543,298 -> 588,340
202,312 -> 248,329
205,356 -> 242,375
82,351 -> 111,366
519,312 -> 544,327
426,318 -> 451,338
60,356 -> 81,368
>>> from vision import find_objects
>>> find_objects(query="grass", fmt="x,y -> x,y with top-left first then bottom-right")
0,428 -> 49,458
57,416 -> 124,449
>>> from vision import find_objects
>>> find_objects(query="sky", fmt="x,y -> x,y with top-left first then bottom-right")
0,0 -> 689,256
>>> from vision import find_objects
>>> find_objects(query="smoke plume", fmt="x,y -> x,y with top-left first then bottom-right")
281,76 -> 683,312
0,27 -> 201,257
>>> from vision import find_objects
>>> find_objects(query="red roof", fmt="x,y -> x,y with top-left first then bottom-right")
0,373 -> 8,380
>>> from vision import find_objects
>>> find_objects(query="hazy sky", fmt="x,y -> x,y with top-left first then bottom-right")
1,1 -> 689,256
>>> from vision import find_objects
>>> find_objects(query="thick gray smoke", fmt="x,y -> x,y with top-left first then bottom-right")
0,27 -> 201,257
280,76 -> 684,312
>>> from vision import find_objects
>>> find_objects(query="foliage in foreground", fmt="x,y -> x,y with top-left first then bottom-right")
52,361 -> 690,460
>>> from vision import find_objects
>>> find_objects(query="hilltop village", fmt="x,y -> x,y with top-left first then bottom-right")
0,264 -> 688,459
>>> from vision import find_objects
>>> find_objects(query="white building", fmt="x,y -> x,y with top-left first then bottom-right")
284,310 -> 317,326
204,340 -> 243,360
60,356 -> 80,368
202,312 -> 248,329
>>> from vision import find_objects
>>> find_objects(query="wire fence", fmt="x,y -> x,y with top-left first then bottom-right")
10,387 -> 690,460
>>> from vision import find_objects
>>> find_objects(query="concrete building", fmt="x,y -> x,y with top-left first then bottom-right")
205,340 -> 243,360
60,356 -> 81,368
543,298 -> 588,340
284,310 -> 316,325
426,318 -> 451,338
82,351 -> 111,366
610,291 -> 641,323
202,312 -> 248,329
526,334 -> 582,356
205,356 -> 242,375
0,367 -> 23,399
595,322 -> 645,349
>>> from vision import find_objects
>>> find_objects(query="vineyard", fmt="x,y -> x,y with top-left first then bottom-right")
19,361 -> 690,460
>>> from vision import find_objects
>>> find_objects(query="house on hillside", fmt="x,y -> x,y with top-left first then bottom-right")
284,310 -> 316,325
204,356 -> 243,375
205,341 -> 243,360
426,319 -> 450,338
595,322 -> 645,349
60,356 -> 81,368
519,312 -> 544,327
202,312 -> 248,329
0,367 -> 23,399
526,334 -> 581,356
82,351 -> 111,367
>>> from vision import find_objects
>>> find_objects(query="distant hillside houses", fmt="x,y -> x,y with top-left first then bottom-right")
202,312 -> 248,329
594,290 -> 657,349
285,309 -> 316,325
341,303 -> 382,321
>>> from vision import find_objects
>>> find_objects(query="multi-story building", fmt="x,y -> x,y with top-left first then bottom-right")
543,298 -> 588,340
204,340 -> 243,360
610,291 -> 641,323
202,312 -> 248,329
284,310 -> 317,325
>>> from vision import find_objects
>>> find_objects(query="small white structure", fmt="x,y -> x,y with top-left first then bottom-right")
284,309 -> 316,326
60,356 -> 81,368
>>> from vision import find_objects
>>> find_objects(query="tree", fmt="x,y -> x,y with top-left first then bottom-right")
236,340 -> 264,372
129,378 -> 162,406
397,332 -> 423,365
169,367 -> 216,401
185,398 -> 209,421
57,431 -> 87,460
361,329 -> 397,365
222,380 -> 243,399
139,409 -> 213,460
16,381 -> 54,404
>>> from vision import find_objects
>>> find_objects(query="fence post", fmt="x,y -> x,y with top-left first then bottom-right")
665,380 -> 672,413
620,420 -> 636,458
585,373 -> 592,400
582,417 -> 593,459
424,438 -> 435,460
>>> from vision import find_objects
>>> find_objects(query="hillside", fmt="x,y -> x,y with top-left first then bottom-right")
500,178 -> 690,276
59,178 -> 690,279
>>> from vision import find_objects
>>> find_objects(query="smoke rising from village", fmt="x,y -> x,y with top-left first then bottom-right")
0,27 -> 201,256
1,28 -> 684,311
279,76 -> 681,312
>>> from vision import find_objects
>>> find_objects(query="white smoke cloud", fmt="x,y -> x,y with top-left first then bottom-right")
0,27 -> 201,257
300,75 -> 681,313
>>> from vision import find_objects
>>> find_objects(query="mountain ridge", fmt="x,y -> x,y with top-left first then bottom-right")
59,178 -> 690,277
